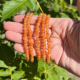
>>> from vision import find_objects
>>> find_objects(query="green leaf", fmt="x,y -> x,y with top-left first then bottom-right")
0,69 -> 10,77
0,10 -> 2,14
12,71 -> 24,80
61,13 -> 69,18
0,60 -> 8,68
1,0 -> 27,21
34,77 -> 41,80
54,66 -> 69,78
0,77 -> 4,80
0,66 -> 16,77
0,43 -> 15,66
18,57 -> 38,78
9,66 -> 16,71
1,0 -> 39,21
37,58 -> 75,80
37,59 -> 60,80
26,0 -> 39,11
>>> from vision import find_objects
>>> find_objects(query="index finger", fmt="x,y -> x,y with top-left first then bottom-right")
13,15 -> 54,28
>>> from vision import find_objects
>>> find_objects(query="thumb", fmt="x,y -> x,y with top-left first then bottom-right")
77,0 -> 80,15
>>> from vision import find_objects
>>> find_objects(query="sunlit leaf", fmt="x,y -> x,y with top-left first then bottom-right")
1,0 -> 27,21
9,66 -> 16,71
33,77 -> 41,80
1,0 -> 39,21
37,58 -> 75,80
0,60 -> 8,68
12,71 -> 24,80
0,69 -> 10,77
0,66 -> 16,77
26,0 -> 39,11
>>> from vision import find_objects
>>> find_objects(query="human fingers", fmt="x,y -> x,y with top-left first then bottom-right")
5,31 -> 48,49
4,22 -> 51,37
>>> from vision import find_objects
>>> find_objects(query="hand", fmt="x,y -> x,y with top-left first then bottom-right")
4,0 -> 80,77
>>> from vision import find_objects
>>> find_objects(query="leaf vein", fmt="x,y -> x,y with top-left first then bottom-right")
5,0 -> 27,20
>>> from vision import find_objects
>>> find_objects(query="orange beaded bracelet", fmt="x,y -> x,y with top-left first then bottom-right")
23,13 -> 29,62
46,14 -> 51,64
35,13 -> 43,61
41,14 -> 47,62
23,13 -> 51,64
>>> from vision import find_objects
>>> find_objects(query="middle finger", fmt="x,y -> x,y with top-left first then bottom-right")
5,31 -> 48,48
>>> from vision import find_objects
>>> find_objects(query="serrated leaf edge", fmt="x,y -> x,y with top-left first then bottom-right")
1,0 -> 27,21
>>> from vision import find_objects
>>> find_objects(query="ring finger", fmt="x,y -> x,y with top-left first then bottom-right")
5,31 -> 49,49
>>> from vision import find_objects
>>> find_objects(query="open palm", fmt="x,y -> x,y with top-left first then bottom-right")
4,0 -> 80,77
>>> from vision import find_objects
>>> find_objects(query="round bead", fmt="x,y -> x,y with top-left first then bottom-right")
24,43 -> 27,47
23,37 -> 27,40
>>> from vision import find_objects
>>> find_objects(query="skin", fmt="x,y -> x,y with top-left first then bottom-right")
3,0 -> 80,77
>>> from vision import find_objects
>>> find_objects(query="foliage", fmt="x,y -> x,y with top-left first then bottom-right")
38,0 -> 79,19
0,0 -> 79,80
